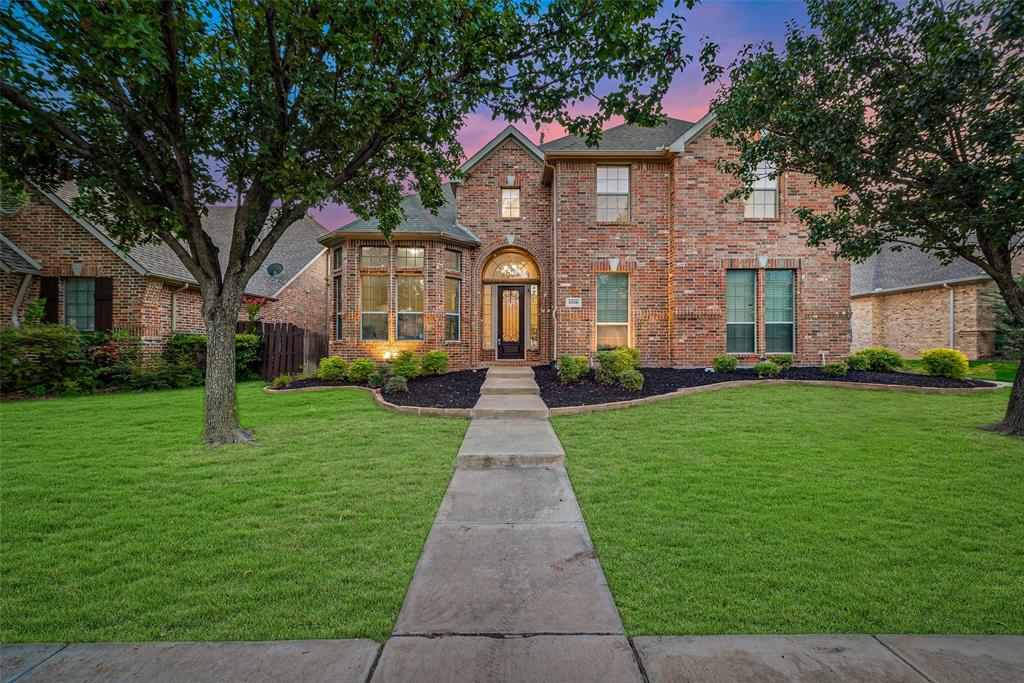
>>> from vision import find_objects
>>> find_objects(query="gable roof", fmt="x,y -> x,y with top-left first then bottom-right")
0,232 -> 42,274
322,183 -> 479,246
851,243 -> 990,296
47,182 -> 327,298
541,117 -> 694,153
460,125 -> 545,174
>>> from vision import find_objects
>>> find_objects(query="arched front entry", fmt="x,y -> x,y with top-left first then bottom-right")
481,247 -> 541,360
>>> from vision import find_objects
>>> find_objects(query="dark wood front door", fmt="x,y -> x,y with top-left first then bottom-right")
497,285 -> 525,359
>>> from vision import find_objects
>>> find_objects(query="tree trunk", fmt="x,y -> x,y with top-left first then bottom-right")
997,358 -> 1024,437
201,294 -> 252,445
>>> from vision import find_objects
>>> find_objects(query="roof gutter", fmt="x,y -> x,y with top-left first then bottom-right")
850,274 -> 992,298
542,149 -> 673,161
319,230 -> 479,248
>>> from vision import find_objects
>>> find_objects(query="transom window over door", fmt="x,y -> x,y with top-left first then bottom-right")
745,161 -> 779,219
726,270 -> 756,353
596,273 -> 628,350
596,167 -> 630,223
765,269 -> 795,353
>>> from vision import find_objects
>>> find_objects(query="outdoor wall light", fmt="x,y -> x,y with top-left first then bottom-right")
383,350 -> 392,361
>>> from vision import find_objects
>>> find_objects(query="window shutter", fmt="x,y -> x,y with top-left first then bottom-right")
94,277 -> 114,331
40,277 -> 59,323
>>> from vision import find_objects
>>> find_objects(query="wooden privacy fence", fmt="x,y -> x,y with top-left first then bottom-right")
237,321 -> 329,381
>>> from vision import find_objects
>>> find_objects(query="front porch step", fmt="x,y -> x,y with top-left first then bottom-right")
470,394 -> 549,420
457,419 -> 565,468
479,376 -> 540,396
484,366 -> 536,378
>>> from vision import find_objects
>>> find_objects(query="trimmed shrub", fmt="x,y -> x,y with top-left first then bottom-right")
270,374 -> 293,389
383,375 -> 409,395
421,350 -> 449,376
770,354 -> 794,370
368,368 -> 390,389
557,355 -> 590,384
0,324 -> 85,394
848,347 -> 904,372
316,355 -> 349,381
390,350 -> 421,379
595,347 -> 640,385
163,332 -> 208,367
132,362 -> 203,391
234,333 -> 262,379
821,361 -> 849,377
347,358 -> 377,383
712,355 -> 738,373
617,368 -> 644,391
754,360 -> 782,378
110,329 -> 142,367
920,348 -> 969,380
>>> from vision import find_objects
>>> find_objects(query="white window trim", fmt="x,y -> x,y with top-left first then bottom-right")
596,166 -> 631,224
595,272 -> 630,351
360,273 -> 389,342
501,188 -> 521,219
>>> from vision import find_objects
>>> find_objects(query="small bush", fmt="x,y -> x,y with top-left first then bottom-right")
848,347 -> 904,372
163,332 -> 208,367
920,348 -> 969,380
133,362 -> 203,391
595,347 -> 640,385
617,368 -> 644,391
347,357 -> 377,382
234,333 -> 262,379
383,375 -> 409,394
316,355 -> 349,381
22,298 -> 46,326
0,324 -> 85,394
390,350 -> 421,379
368,368 -> 390,389
557,355 -> 590,384
821,361 -> 849,377
421,350 -> 449,376
754,360 -> 782,378
110,329 -> 142,367
770,354 -> 794,371
270,374 -> 293,388
712,355 -> 738,373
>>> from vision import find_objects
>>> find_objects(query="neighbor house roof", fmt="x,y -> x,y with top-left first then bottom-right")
851,244 -> 990,296
47,182 -> 327,298
321,183 -> 480,247
540,117 -> 694,153
0,232 -> 42,274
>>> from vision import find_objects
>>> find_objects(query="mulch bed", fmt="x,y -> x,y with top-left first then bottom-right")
270,368 -> 487,409
533,365 -> 996,408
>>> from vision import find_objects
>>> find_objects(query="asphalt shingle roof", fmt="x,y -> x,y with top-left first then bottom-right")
540,117 -> 694,152
329,183 -> 479,245
52,182 -> 327,298
851,244 -> 989,295
0,232 -> 41,273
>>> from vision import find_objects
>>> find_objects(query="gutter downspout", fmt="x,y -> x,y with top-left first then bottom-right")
171,282 -> 189,332
11,273 -> 34,327
550,167 -> 558,364
942,283 -> 955,348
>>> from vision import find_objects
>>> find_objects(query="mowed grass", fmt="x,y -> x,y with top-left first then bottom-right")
553,385 -> 1024,635
1,383 -> 466,643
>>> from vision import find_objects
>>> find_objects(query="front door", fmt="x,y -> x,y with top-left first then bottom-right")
497,285 -> 525,359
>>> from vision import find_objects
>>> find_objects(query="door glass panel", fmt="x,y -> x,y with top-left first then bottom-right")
501,288 -> 521,342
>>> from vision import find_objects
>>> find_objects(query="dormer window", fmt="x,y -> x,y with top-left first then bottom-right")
596,167 -> 630,223
501,188 -> 520,218
744,161 -> 779,219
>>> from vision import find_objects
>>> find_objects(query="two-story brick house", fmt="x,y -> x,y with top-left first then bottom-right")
320,113 -> 851,369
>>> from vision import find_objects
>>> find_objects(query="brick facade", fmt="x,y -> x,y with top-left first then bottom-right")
325,123 -> 851,370
0,189 -> 327,354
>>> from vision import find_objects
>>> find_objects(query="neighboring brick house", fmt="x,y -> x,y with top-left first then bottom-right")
320,113 -> 851,369
0,182 -> 329,354
851,245 -> 1023,359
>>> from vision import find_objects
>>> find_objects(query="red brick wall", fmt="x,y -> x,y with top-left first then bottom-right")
669,129 -> 850,365
258,252 -> 329,334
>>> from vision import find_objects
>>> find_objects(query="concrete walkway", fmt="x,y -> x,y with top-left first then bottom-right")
5,368 -> 1023,681
371,366 -> 643,681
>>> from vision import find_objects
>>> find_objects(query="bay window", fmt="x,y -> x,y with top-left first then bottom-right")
396,275 -> 424,340
445,277 -> 460,341
361,274 -> 388,340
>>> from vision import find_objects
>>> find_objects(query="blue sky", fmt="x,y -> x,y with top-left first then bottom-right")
310,0 -> 810,228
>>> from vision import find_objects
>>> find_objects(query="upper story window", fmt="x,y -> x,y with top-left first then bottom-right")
596,166 -> 630,223
395,246 -> 424,269
361,245 -> 388,269
501,188 -> 521,218
332,247 -> 343,271
444,249 -> 462,272
745,161 -> 779,219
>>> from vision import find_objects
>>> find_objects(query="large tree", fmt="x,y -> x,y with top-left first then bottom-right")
1,0 -> 691,443
705,0 -> 1024,436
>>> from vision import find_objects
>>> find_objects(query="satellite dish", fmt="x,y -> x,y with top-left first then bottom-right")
266,263 -> 284,277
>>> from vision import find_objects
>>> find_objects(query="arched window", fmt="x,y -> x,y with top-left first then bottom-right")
483,249 -> 539,281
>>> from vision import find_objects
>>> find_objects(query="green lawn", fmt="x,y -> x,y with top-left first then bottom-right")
903,358 -> 1020,382
553,385 -> 1024,635
1,383 -> 465,643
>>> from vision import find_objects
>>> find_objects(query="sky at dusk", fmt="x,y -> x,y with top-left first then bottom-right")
310,0 -> 810,229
